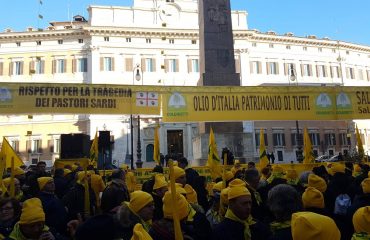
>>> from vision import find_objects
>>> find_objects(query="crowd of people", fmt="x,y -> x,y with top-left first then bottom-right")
0,157 -> 369,240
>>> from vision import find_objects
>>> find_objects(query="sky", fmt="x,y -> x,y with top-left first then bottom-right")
0,0 -> 369,46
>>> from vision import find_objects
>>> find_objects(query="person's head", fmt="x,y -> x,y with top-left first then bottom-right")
153,174 -> 168,198
19,198 -> 46,239
37,177 -> 55,193
298,171 -> 312,186
177,157 -> 188,169
129,191 -> 154,222
173,166 -> 186,187
352,206 -> 370,234
291,212 -> 341,240
268,184 -> 302,222
247,161 -> 255,169
0,198 -> 21,222
184,184 -> 198,204
54,168 -> 64,178
152,165 -> 164,174
163,191 -> 189,221
261,167 -> 272,179
344,162 -> 353,176
64,164 -> 72,171
361,178 -> 370,194
110,169 -> 125,181
36,161 -> 46,173
302,187 -> 325,209
2,178 -> 21,194
308,174 -> 327,193
228,186 -> 252,220
244,169 -> 260,190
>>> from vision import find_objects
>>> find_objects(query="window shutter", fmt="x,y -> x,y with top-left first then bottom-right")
175,59 -> 179,72
141,58 -> 146,72
291,133 -> 296,146
188,59 -> 192,73
111,57 -> 115,71
339,134 -> 343,146
264,133 -> 268,146
164,59 -> 169,72
125,58 -> 133,72
308,65 -> 312,76
152,59 -> 156,72
249,62 -> 254,74
63,59 -> 67,73
0,62 -> 3,76
19,62 -> 23,75
332,134 -> 336,145
275,63 -> 279,74
330,66 -> 333,78
338,67 -> 342,78
266,62 -> 270,75
29,61 -> 35,73
235,58 -> 240,73
255,134 -> 260,146
323,66 -> 327,77
26,140 -> 31,153
100,57 -> 104,71
48,139 -> 54,153
273,133 -> 277,146
300,64 -> 304,77
257,62 -> 262,74
316,65 -> 320,77
284,63 -> 289,76
52,60 -> 56,74
72,59 -> 76,73
282,134 -> 286,146
346,68 -> 350,79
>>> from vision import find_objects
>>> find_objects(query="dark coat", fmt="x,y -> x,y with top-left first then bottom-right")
100,179 -> 130,213
212,218 -> 271,240
152,193 -> 164,221
53,176 -> 69,199
38,192 -> 68,235
62,183 -> 96,220
185,168 -> 199,188
184,212 -> 212,240
142,176 -> 155,194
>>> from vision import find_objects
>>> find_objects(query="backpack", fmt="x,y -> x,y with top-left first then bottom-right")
334,194 -> 351,215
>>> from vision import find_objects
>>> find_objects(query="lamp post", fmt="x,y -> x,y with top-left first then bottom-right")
133,64 -> 143,168
289,64 -> 303,162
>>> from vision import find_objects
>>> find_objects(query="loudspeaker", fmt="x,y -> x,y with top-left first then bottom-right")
98,131 -> 110,150
60,133 -> 90,159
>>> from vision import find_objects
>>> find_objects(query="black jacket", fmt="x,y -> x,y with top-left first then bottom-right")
100,179 -> 130,213
62,183 -> 96,220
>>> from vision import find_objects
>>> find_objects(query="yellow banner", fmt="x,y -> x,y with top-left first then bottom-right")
162,86 -> 370,122
0,83 -> 160,115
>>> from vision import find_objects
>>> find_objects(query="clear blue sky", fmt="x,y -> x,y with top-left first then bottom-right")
1,0 -> 369,46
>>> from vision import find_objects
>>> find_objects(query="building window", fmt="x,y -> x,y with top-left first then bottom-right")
331,66 -> 340,78
302,64 -> 312,77
367,70 -> 370,81
252,42 -> 257,47
255,132 -> 268,146
317,65 -> 327,78
58,40 -> 63,44
332,49 -> 336,53
339,133 -> 350,146
16,42 -> 21,47
286,45 -> 291,50
346,67 -> 355,79
126,38 -> 131,42
250,61 -> 262,74
309,133 -> 320,146
103,57 -> 113,71
31,139 -> 42,153
346,50 -> 350,55
191,40 -> 197,44
104,37 -> 109,42
169,39 -> 175,44
272,133 -> 285,146
267,62 -> 279,75
145,58 -> 155,72
8,139 -> 19,153
269,43 -> 274,48
291,133 -> 303,146
52,138 -> 60,153
146,38 -> 151,44
12,61 -> 23,75
303,46 -> 307,51
318,48 -> 322,52
169,59 -> 178,72
36,41 -> 41,46
56,59 -> 66,73
35,59 -> 44,74
324,133 -> 336,146
78,39 -> 84,44
191,59 -> 199,73
77,58 -> 88,72
358,69 -> 364,80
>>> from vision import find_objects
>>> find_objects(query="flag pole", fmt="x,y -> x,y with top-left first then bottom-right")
168,159 -> 183,240
10,157 -> 15,198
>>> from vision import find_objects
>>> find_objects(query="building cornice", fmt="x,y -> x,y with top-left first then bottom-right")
0,29 -> 88,42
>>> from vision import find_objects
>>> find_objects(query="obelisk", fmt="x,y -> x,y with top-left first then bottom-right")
193,0 -> 251,165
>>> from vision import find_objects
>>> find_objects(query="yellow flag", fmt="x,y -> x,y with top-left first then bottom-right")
153,126 -> 160,165
356,125 -> 365,162
207,128 -> 222,179
303,127 -> 315,164
259,129 -> 269,169
89,132 -> 99,164
0,137 -> 24,168
168,160 -> 183,240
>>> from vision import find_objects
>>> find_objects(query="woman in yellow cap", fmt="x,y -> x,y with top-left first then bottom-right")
8,198 -> 55,240
151,174 -> 168,221
206,181 -> 223,227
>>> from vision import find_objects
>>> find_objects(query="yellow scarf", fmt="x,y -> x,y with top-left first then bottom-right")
225,208 -> 254,240
270,220 -> 291,233
351,233 -> 370,240
246,183 -> 262,206
187,205 -> 197,222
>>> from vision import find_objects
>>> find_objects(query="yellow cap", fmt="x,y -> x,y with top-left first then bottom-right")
184,184 -> 197,204
234,159 -> 240,165
14,167 -> 25,176
212,181 -> 223,192
173,166 -> 185,180
220,187 -> 230,205
228,179 -> 246,188
2,178 -> 11,188
329,163 -> 345,175
129,191 -> 153,214
131,223 -> 152,240
120,164 -> 129,170
153,174 -> 167,190
302,187 -> 325,209
163,191 -> 189,221
354,164 -> 362,173
228,186 -> 251,200
19,198 -> 45,225
37,177 -> 53,191
308,174 -> 327,193
224,171 -> 234,181
361,178 -> 370,194
353,206 -> 370,234
286,169 -> 298,180
63,168 -> 72,176
72,164 -> 79,171
291,212 -> 341,240
77,171 -> 91,183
